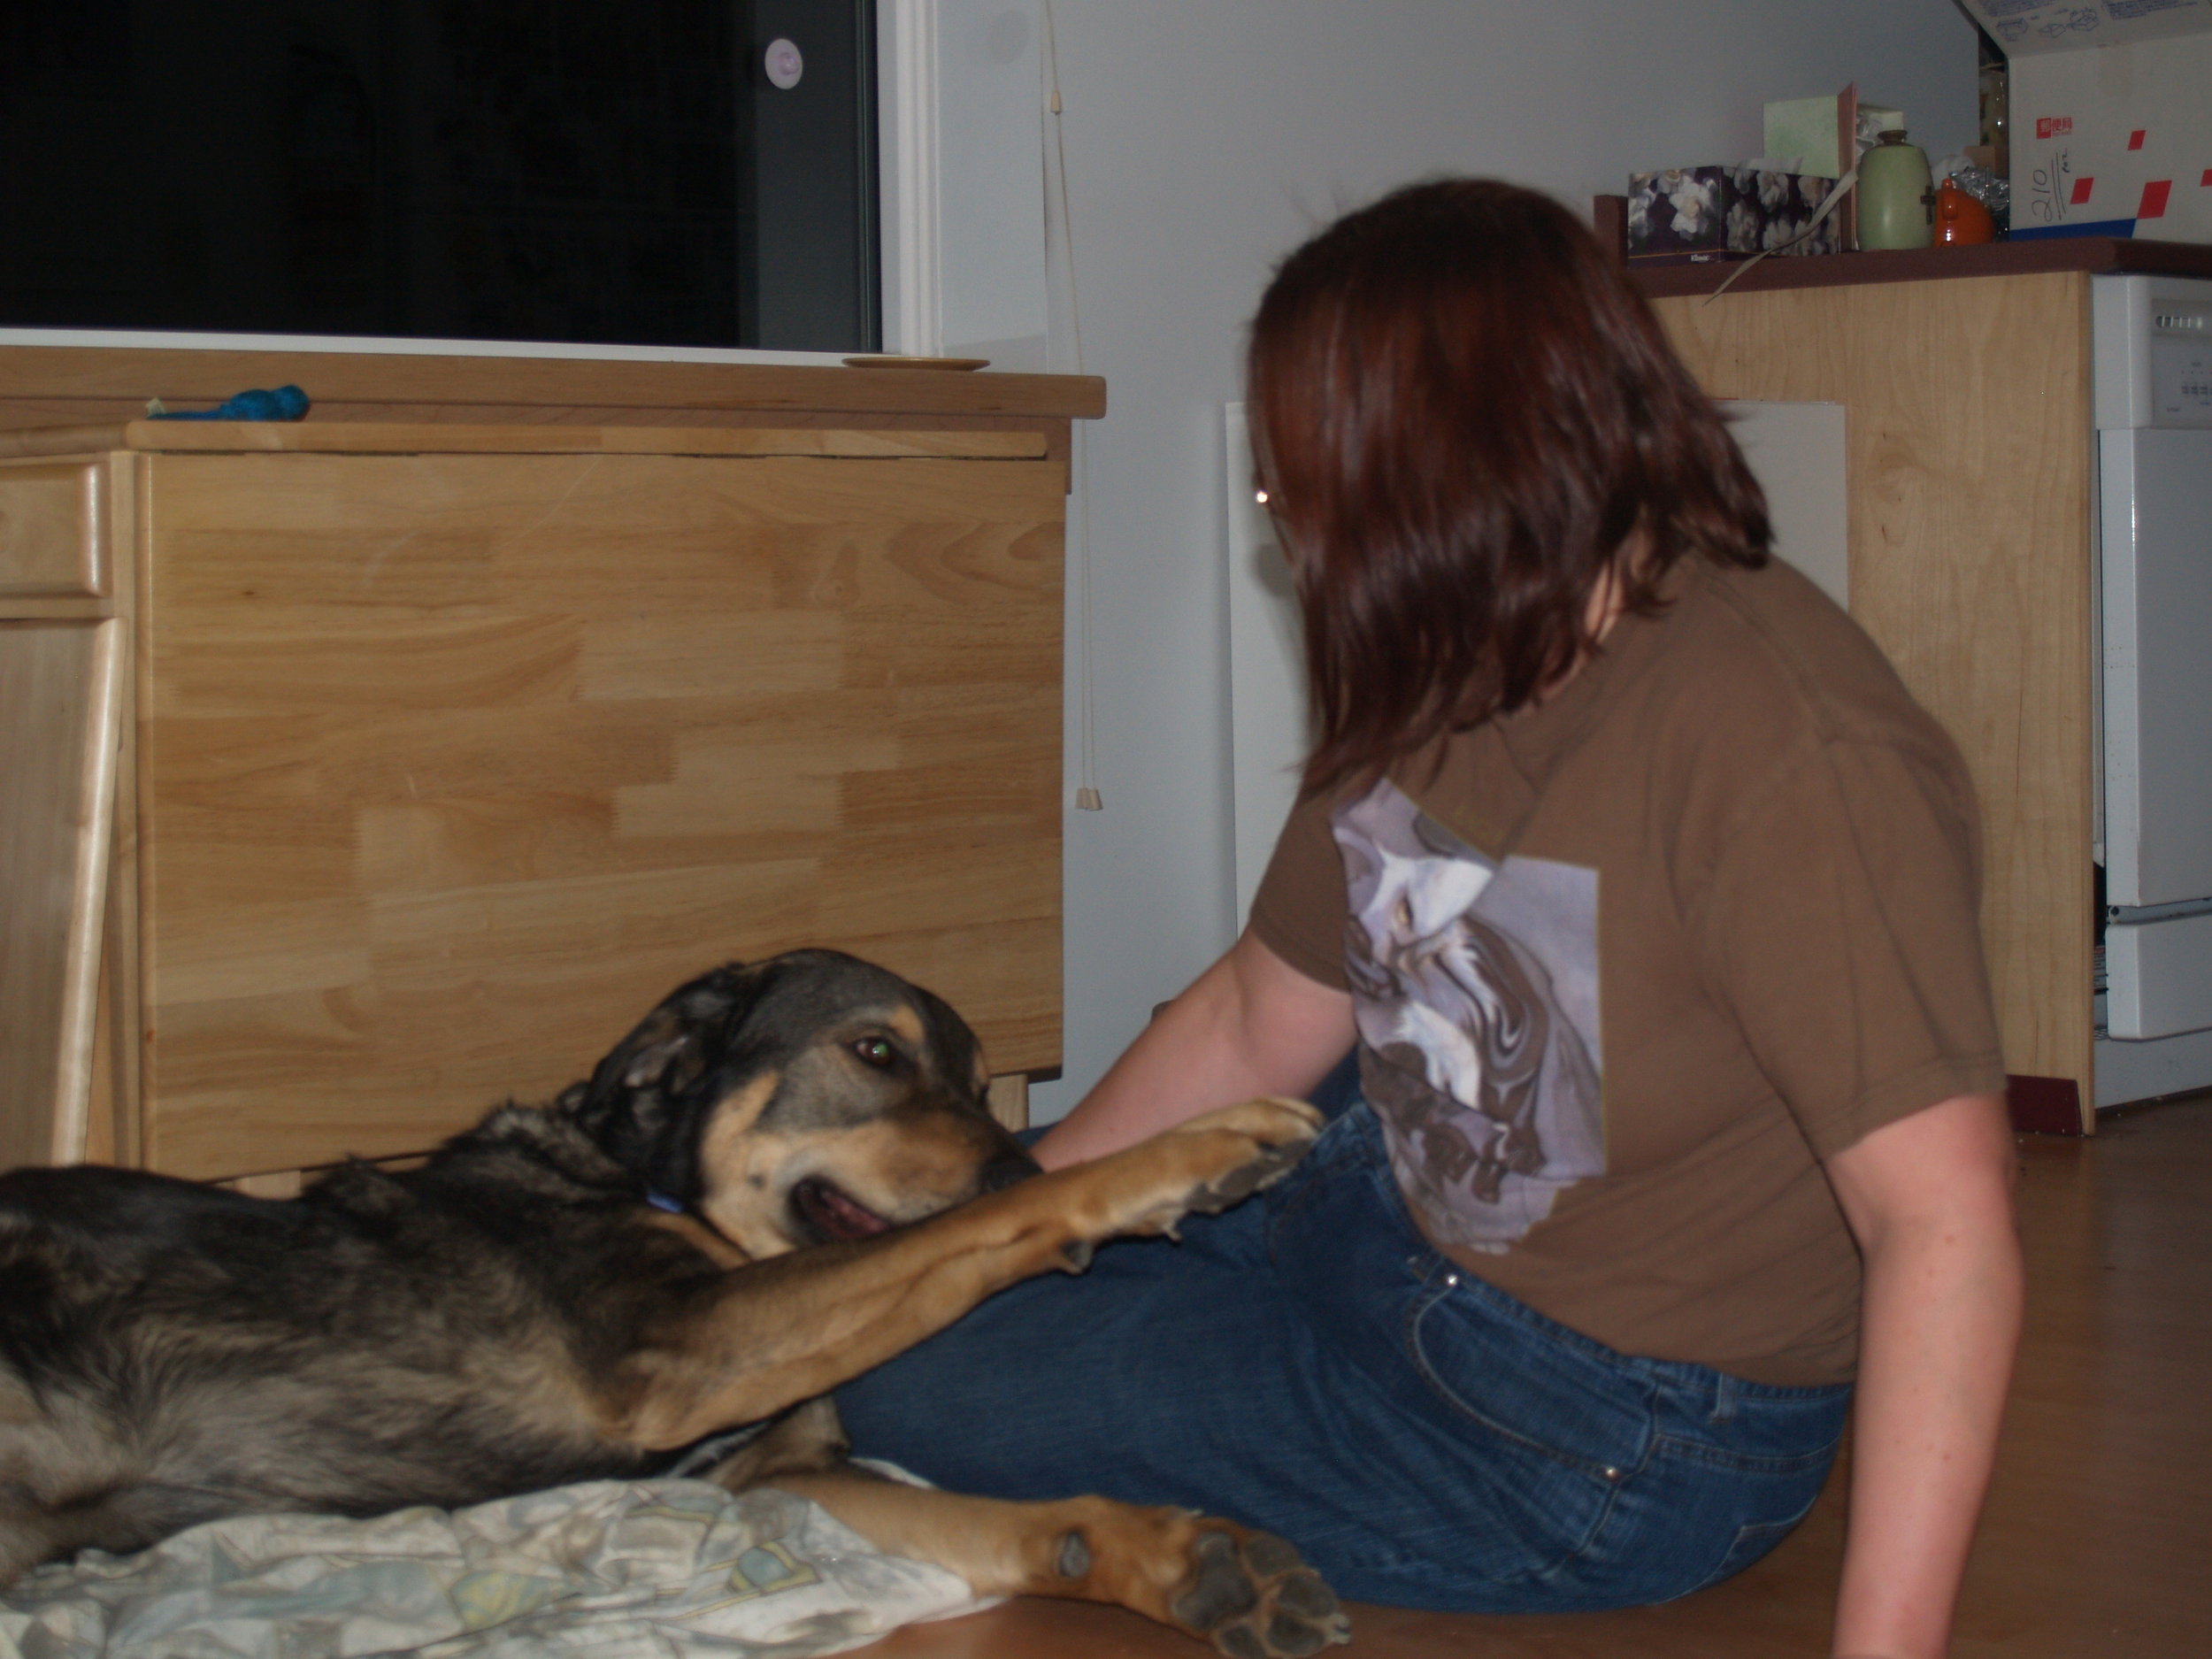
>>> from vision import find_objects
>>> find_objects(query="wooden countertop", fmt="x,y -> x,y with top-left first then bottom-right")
0,346 -> 1105,418
1629,235 -> 2212,301
0,345 -> 1105,442
0,421 -> 1049,461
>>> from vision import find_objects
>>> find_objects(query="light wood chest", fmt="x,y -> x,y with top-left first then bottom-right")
3,411 -> 1085,1183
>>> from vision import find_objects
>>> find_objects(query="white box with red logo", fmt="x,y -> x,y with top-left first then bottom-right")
1959,1 -> 2212,243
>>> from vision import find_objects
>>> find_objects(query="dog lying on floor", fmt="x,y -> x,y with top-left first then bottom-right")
0,949 -> 1346,1656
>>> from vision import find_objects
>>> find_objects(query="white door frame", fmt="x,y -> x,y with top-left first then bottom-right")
877,0 -> 943,357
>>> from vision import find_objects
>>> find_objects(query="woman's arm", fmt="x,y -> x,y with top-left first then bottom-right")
1823,1092 -> 2024,1659
1032,931 -> 1357,1171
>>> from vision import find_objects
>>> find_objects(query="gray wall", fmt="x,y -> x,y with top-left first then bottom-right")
989,1 -> 1982,1119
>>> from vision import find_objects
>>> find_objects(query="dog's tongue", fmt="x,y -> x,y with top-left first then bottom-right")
796,1179 -> 891,1241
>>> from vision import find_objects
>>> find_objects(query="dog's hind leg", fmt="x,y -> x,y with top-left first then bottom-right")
691,1395 -> 850,1488
763,1467 -> 1348,1658
0,1513 -> 64,1590
0,1475 -> 249,1590
0,1493 -> 165,1591
607,1099 -> 1322,1450
0,1394 -> 155,1588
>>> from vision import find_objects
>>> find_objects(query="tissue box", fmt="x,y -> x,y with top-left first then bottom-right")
1625,167 -> 1842,264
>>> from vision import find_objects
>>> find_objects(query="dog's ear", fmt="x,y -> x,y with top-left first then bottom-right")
925,988 -> 989,1102
617,1030 -> 703,1094
569,964 -> 769,1179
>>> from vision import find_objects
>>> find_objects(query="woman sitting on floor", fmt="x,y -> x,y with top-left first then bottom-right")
840,177 -> 2024,1659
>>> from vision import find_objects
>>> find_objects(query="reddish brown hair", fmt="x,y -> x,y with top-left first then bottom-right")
1247,178 -> 1770,795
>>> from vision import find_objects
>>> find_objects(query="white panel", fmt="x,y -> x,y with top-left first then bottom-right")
1721,401 -> 1849,610
877,0 -> 941,357
2106,911 -> 2212,1041
2093,275 -> 2151,432
2097,1025 -> 2212,1109
935,0 -> 1048,367
2101,429 -> 2212,908
1224,403 -> 1307,928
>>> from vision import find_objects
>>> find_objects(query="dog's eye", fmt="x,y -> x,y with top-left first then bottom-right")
852,1037 -> 896,1068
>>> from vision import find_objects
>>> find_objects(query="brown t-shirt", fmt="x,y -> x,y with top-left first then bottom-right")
1250,557 -> 2005,1386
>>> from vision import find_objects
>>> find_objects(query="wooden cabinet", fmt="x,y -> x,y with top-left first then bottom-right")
1641,242 -> 2212,1133
1,403 -> 1094,1184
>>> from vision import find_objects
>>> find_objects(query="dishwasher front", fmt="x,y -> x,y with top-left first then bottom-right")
2094,274 -> 2212,1103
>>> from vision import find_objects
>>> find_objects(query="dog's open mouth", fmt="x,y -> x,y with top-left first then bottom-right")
790,1178 -> 894,1243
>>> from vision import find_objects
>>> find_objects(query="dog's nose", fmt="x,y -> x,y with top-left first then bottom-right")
979,1153 -> 1041,1194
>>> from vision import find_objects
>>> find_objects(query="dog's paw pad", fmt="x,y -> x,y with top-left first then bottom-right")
1240,1532 -> 1303,1578
1183,1140 -> 1310,1215
1271,1571 -> 1338,1619
1171,1531 -> 1259,1628
1178,1530 -> 1347,1659
1263,1604 -> 1342,1658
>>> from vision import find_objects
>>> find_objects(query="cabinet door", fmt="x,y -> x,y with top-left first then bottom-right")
139,449 -> 1064,1179
0,618 -> 123,1169
2101,429 -> 2212,910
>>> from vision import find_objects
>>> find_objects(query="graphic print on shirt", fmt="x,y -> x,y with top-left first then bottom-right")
1334,779 -> 1603,1253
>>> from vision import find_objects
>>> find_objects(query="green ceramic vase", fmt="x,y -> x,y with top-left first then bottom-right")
1859,130 -> 1933,251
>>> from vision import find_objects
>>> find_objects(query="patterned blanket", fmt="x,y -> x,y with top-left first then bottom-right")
0,1479 -> 983,1658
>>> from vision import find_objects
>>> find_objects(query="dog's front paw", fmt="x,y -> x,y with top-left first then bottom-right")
1171,1526 -> 1348,1658
1164,1098 -> 1323,1216
1071,1098 -> 1321,1247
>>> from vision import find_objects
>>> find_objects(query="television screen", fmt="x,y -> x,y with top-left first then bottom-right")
0,0 -> 879,352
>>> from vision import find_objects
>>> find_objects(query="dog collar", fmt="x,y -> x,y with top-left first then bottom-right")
645,1189 -> 684,1213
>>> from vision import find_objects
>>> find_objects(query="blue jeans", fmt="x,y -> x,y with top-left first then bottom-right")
837,1088 -> 1850,1612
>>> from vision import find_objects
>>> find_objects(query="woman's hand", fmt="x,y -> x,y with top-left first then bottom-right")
1033,931 -> 1356,1170
1824,1093 -> 2024,1659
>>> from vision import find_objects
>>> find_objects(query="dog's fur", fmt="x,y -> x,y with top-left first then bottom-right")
0,949 -> 1345,1655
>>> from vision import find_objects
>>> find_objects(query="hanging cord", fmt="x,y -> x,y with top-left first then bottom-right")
1042,0 -> 1102,811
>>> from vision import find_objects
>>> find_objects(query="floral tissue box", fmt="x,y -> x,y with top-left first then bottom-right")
1626,166 -> 1839,263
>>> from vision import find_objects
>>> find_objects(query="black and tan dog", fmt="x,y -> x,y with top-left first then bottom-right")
0,949 -> 1345,1655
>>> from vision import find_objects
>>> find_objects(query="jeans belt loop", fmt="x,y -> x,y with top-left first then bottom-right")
1710,1370 -> 1740,1425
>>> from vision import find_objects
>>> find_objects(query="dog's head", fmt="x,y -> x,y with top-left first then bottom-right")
567,950 -> 1036,1257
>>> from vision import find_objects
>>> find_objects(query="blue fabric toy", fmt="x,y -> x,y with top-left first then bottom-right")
149,385 -> 311,421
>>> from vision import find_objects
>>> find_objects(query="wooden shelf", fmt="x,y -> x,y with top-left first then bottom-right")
1628,235 -> 2212,301
0,422 -> 1049,461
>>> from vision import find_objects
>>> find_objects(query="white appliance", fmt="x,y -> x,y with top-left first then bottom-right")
2093,274 -> 2212,1106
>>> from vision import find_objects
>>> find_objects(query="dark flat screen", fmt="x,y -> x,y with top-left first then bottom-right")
0,0 -> 877,351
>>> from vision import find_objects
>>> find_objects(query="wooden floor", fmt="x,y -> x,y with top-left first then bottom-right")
854,1095 -> 2212,1658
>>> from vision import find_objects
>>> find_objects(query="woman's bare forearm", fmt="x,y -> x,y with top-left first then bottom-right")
1825,1096 -> 2023,1658
1033,933 -> 1356,1170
